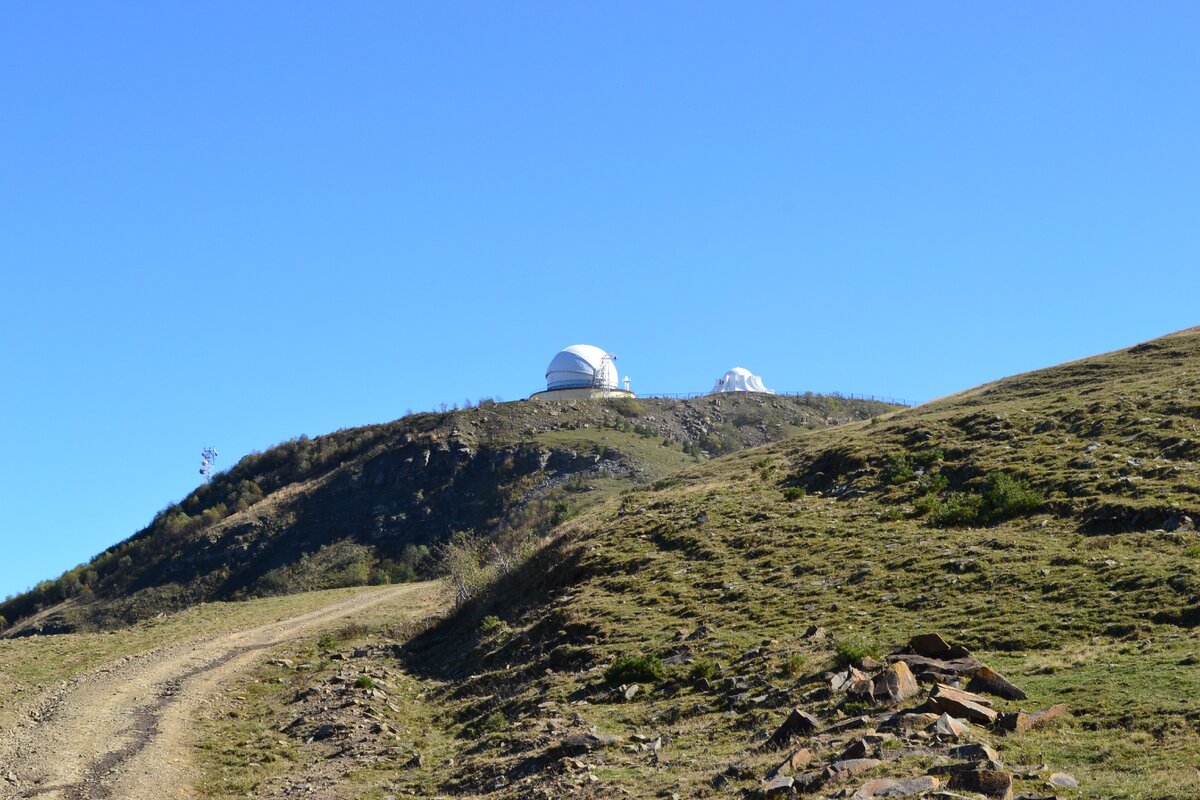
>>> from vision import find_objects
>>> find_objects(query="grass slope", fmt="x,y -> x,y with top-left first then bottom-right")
379,327 -> 1200,799
2,393 -> 895,635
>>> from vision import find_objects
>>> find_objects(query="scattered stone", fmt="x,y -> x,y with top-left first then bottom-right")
560,732 -> 622,751
766,708 -> 820,748
890,653 -> 983,676
622,683 -> 640,701
928,684 -> 998,725
403,753 -> 423,769
852,776 -> 940,798
772,747 -> 814,777
909,633 -> 952,658
967,666 -> 1028,701
948,766 -> 1014,799
852,661 -> 919,706
1047,772 -> 1079,788
831,666 -> 871,693
825,758 -> 883,782
949,742 -> 1000,764
881,711 -> 941,732
840,738 -> 873,760
995,704 -> 1068,735
930,713 -> 970,738
822,714 -> 884,735
762,774 -> 795,797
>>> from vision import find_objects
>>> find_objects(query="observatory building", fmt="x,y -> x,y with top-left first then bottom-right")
711,367 -> 774,395
530,344 -> 635,401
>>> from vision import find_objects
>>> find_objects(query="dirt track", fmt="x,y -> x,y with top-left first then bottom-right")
0,584 -> 434,800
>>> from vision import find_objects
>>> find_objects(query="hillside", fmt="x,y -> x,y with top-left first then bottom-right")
0,392 -> 897,636
187,327 -> 1200,799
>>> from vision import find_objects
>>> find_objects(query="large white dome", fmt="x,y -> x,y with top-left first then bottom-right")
546,344 -> 618,390
711,366 -> 774,394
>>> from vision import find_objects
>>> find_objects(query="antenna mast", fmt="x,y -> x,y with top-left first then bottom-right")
200,446 -> 219,483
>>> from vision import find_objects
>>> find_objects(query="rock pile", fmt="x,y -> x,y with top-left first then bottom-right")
758,633 -> 1074,799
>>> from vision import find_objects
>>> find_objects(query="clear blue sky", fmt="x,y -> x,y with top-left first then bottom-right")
2,3 -> 1198,599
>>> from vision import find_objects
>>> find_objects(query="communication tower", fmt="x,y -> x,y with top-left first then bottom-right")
200,446 -> 219,483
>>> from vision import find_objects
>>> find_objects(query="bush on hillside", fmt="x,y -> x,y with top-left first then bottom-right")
604,653 -> 665,686
604,398 -> 645,418
880,453 -> 916,485
927,472 -> 1044,527
833,636 -> 881,668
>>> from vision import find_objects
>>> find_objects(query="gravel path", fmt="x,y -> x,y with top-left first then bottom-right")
0,585 -> 432,800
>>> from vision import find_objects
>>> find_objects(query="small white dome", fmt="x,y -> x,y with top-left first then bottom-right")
711,367 -> 774,394
546,344 -> 618,390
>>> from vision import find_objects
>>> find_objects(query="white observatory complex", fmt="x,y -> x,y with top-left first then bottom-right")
710,366 -> 774,395
530,344 -> 635,401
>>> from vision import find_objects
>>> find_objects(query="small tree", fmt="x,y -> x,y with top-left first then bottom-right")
438,532 -> 490,608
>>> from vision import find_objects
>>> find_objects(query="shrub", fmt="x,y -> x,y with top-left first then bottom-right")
605,398 -> 645,418
479,614 -> 504,633
833,636 -> 880,668
687,658 -> 719,682
929,473 -> 1043,527
551,500 -> 576,525
354,675 -> 376,690
931,492 -> 984,526
604,653 -> 665,686
978,472 -> 1044,522
880,453 -> 915,485
779,652 -> 806,678
438,532 -> 491,608
477,710 -> 508,734
783,486 -> 806,501
317,633 -> 336,651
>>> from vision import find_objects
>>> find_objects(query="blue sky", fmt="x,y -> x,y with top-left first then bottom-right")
2,3 -> 1198,599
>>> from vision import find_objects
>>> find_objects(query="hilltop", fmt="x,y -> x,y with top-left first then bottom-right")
182,327 -> 1200,799
4,329 -> 1199,800
0,392 -> 897,636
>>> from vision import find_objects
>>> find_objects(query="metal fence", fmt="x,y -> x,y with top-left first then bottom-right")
635,390 -> 916,407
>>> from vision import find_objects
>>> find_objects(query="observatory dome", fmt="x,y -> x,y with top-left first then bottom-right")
546,344 -> 618,391
711,367 -> 774,394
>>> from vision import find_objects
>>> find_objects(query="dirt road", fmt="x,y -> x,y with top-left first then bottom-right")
0,584 -> 437,800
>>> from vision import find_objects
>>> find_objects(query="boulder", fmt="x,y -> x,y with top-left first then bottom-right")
762,774 -> 795,797
772,748 -> 813,778
881,711 -> 941,732
852,776 -> 940,798
889,652 -> 983,676
766,708 -> 820,749
966,665 -> 1028,701
831,666 -> 871,693
1048,771 -> 1079,788
929,712 -> 970,738
824,758 -> 883,782
948,767 -> 1014,799
850,661 -> 919,706
994,703 -> 1068,735
908,632 -> 952,658
949,742 -> 1000,764
928,684 -> 998,725
839,738 -> 873,760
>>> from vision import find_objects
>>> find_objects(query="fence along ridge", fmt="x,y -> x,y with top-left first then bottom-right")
634,390 -> 915,407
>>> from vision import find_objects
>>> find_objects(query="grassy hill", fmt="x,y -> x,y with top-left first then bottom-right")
194,328 -> 1200,799
0,392 -> 896,636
